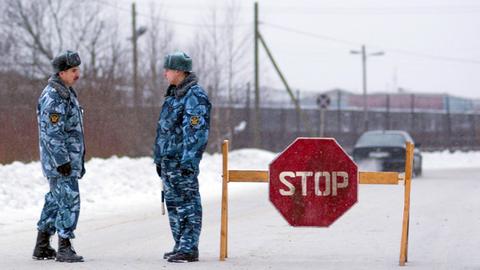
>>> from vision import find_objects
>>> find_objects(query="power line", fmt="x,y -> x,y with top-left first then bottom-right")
262,22 -> 480,65
261,22 -> 360,47
91,1 -> 480,65
95,0 -> 251,28
101,1 -> 480,15
259,5 -> 480,15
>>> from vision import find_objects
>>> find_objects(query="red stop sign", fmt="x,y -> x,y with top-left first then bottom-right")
269,138 -> 358,227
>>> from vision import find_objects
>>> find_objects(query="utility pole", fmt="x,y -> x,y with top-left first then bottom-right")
252,2 -> 314,142
130,2 -> 148,108
350,45 -> 384,131
253,2 -> 260,148
132,2 -> 139,107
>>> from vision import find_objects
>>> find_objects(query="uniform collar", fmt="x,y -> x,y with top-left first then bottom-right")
165,72 -> 198,98
48,74 -> 77,99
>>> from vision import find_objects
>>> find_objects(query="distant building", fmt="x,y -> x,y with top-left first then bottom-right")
473,100 -> 480,112
299,88 -> 477,113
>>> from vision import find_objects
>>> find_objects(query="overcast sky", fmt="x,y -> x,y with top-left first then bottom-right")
117,0 -> 480,99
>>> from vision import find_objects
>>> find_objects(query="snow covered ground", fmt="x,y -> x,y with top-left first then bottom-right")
1,149 -> 480,269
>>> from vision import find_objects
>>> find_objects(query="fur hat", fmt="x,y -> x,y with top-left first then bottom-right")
163,51 -> 192,72
52,50 -> 81,73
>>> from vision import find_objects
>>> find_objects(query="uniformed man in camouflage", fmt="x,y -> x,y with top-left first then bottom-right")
33,50 -> 85,263
153,51 -> 211,263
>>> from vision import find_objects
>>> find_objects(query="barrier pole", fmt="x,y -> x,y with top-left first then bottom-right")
219,139 -> 414,265
220,140 -> 229,260
399,142 -> 414,266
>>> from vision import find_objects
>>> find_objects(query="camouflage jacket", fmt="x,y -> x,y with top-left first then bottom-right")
153,73 -> 211,172
37,75 -> 85,179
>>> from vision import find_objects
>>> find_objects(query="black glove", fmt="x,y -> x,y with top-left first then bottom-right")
181,167 -> 194,177
57,162 -> 72,176
156,165 -> 162,178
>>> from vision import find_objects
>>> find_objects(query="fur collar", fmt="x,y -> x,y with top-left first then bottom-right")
165,72 -> 198,98
48,74 -> 77,99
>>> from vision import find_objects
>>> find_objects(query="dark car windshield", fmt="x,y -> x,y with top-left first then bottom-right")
355,133 -> 407,147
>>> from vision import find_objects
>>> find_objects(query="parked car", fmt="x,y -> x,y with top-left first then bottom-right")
352,130 -> 422,177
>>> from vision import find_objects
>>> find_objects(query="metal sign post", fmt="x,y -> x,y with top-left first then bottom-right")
316,94 -> 330,137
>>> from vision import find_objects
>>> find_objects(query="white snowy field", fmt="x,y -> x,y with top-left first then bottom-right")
1,149 -> 480,269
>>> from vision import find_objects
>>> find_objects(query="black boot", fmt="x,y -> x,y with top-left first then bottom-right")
167,251 -> 199,263
32,230 -> 56,260
163,251 -> 177,259
56,237 -> 84,263
163,250 -> 177,259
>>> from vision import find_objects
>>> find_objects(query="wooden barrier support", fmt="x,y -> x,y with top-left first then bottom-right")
219,140 -> 414,266
400,142 -> 414,266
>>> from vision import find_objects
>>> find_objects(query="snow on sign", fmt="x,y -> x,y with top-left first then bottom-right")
269,138 -> 358,227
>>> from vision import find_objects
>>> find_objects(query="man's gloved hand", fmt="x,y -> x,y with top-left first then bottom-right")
57,162 -> 72,176
181,167 -> 194,177
156,165 -> 162,178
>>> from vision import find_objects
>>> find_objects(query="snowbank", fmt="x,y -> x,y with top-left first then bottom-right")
0,149 -> 477,215
421,150 -> 480,170
0,149 -> 276,227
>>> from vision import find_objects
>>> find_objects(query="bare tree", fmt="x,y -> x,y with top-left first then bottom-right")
72,4 -> 105,81
3,0 -> 76,76
142,2 -> 176,106
188,0 -> 252,150
80,2 -> 137,109
222,0 -> 252,144
187,4 -> 226,152
0,1 -> 13,71
100,18 -> 129,103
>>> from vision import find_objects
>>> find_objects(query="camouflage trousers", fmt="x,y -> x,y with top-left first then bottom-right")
161,159 -> 202,254
37,176 -> 81,239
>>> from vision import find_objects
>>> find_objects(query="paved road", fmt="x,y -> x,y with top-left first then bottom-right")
1,167 -> 480,270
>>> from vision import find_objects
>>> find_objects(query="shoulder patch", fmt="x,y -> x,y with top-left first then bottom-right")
190,116 -> 200,126
49,113 -> 60,124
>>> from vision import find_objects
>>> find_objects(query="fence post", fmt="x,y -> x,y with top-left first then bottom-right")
410,94 -> 415,132
337,91 -> 342,133
296,90 -> 301,136
385,94 -> 391,130
445,95 -> 452,150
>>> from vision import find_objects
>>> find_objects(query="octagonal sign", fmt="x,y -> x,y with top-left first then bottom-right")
269,138 -> 358,227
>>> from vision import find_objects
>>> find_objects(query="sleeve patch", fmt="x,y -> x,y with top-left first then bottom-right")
49,113 -> 60,124
190,116 -> 200,126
